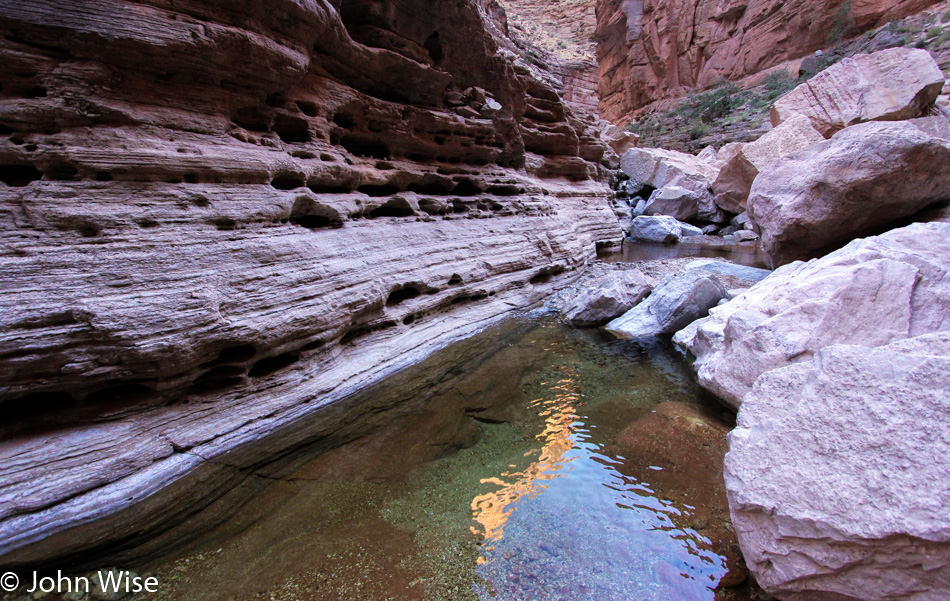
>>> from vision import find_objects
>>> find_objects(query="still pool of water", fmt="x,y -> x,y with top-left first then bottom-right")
600,240 -> 768,269
136,318 -> 748,601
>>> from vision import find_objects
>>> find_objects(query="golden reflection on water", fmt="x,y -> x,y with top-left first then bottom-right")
470,372 -> 582,559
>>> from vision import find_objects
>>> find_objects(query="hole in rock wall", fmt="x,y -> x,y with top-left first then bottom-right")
76,221 -> 102,237
85,382 -> 155,405
296,101 -> 318,117
274,114 -> 311,144
424,32 -> 444,64
248,352 -> 300,378
529,272 -> 552,285
358,184 -> 401,197
452,179 -> 481,196
196,366 -> 246,382
333,112 -> 358,129
341,136 -> 391,159
213,344 -> 258,364
369,197 -> 414,218
386,285 -> 422,306
0,391 -> 76,420
448,274 -> 463,285
0,164 -> 42,186
271,174 -> 306,190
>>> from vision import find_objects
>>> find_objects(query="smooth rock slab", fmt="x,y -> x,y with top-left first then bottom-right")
629,215 -> 702,243
606,269 -> 726,339
771,47 -> 946,137
675,221 -> 950,409
748,120 -> 950,267
726,332 -> 950,601
562,269 -> 654,326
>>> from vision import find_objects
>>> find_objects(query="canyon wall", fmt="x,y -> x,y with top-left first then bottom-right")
596,0 -> 944,123
0,0 -> 621,567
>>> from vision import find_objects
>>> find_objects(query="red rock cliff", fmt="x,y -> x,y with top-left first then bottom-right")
596,0 -> 943,123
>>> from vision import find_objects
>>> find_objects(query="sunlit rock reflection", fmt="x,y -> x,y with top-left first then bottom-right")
471,373 -> 581,548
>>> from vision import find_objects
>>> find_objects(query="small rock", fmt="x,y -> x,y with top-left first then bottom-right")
562,269 -> 655,326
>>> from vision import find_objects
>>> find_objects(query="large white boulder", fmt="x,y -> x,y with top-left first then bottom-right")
726,331 -> 950,601
711,114 -> 824,214
748,121 -> 950,268
674,221 -> 950,409
620,147 -> 723,222
771,47 -> 946,137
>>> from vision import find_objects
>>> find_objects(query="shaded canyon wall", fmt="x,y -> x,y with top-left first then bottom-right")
0,0 -> 621,567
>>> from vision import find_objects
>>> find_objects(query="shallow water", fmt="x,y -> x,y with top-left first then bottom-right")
600,239 -> 768,268
135,318 -> 751,601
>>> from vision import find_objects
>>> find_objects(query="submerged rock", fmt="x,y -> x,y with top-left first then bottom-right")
748,121 -> 950,267
676,221 -> 950,409
562,269 -> 654,326
726,332 -> 950,601
606,269 -> 727,339
771,47 -> 946,137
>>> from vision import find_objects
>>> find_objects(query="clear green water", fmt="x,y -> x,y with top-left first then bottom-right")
138,317 -> 743,601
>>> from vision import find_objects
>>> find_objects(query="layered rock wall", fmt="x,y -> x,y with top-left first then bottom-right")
0,0 -> 620,567
595,0 -> 944,123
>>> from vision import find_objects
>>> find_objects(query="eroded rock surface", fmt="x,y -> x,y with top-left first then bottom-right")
726,332 -> 950,601
748,120 -> 950,267
0,0 -> 621,567
676,221 -> 950,409
771,47 -> 946,137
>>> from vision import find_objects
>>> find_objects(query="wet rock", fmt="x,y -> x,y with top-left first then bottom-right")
748,121 -> 950,267
629,215 -> 702,243
726,332 -> 950,600
712,115 -> 825,213
620,147 -> 723,222
562,269 -> 655,326
771,48 -> 946,137
606,269 -> 727,339
675,221 -> 950,409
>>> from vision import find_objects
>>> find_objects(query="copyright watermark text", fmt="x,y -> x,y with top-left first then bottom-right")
1,569 -> 158,595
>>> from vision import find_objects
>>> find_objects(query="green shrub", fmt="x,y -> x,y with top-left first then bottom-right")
763,69 -> 798,100
942,10 -> 950,23
938,31 -> 950,46
677,81 -> 743,123
915,39 -> 929,49
827,1 -> 857,46
927,27 -> 943,39
689,120 -> 710,140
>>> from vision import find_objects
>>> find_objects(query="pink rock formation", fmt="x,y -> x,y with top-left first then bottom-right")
595,0 -> 943,124
0,0 -> 621,567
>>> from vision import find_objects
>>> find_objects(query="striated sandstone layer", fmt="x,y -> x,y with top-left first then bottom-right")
0,0 -> 621,567
595,0 -> 943,123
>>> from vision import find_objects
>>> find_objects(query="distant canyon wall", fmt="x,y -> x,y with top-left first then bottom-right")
0,0 -> 620,567
596,0 -> 943,123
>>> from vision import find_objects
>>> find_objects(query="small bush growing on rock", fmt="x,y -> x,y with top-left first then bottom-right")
927,26 -> 943,38
677,81 -> 743,123
763,69 -> 798,100
942,10 -> 950,23
827,0 -> 857,45
689,120 -> 710,140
